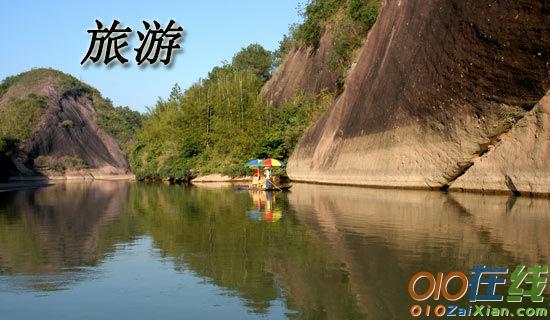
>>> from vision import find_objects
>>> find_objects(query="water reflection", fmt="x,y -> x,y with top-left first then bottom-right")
287,184 -> 550,318
0,182 -> 548,319
247,191 -> 283,222
0,181 -> 130,291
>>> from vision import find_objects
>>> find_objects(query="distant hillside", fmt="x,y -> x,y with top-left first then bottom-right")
0,68 -> 141,179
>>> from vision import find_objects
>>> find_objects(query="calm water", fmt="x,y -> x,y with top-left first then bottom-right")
0,182 -> 549,319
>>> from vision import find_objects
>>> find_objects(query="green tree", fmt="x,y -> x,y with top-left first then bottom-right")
96,106 -> 143,149
129,40 -> 333,181
231,44 -> 273,83
168,83 -> 183,105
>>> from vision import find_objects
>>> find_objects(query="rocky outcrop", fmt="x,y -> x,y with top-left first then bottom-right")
0,69 -> 132,179
269,0 -> 550,194
260,31 -> 341,106
450,92 -> 550,195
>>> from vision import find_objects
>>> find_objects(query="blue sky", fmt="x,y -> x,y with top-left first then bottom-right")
0,1 -> 302,112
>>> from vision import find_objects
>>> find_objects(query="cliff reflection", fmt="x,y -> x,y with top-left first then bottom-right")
0,181 -> 130,275
286,184 -> 550,318
0,182 -> 136,292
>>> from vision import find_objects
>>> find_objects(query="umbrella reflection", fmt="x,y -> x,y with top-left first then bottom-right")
247,191 -> 282,222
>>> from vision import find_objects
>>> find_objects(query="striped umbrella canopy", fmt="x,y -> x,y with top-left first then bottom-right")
245,159 -> 264,167
260,159 -> 285,167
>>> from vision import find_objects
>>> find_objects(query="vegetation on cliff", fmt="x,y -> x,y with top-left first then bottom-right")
276,0 -> 379,73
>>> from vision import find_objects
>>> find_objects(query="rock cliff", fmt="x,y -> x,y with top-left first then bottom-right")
261,31 -> 341,105
0,69 -> 132,179
264,0 -> 550,195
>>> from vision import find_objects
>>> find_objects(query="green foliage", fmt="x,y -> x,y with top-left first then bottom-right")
328,0 -> 379,72
0,68 -> 61,99
0,94 -> 47,141
257,92 -> 334,160
232,44 -> 274,83
0,68 -> 97,100
278,0 -> 380,74
130,46 -> 333,180
293,0 -> 346,46
57,74 -> 96,97
273,34 -> 295,68
348,0 -> 379,30
34,155 -> 87,173
96,106 -> 143,149
0,135 -> 18,178
130,68 -> 266,180
498,104 -> 525,129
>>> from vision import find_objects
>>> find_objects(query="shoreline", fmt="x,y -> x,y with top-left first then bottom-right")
6,174 -> 136,182
0,181 -> 54,193
0,174 -> 136,192
288,178 -> 550,198
3,173 -> 548,198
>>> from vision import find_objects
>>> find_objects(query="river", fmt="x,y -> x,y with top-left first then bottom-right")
0,181 -> 549,319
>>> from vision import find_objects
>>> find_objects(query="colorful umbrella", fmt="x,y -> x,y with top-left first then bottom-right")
245,159 -> 264,167
260,159 -> 285,167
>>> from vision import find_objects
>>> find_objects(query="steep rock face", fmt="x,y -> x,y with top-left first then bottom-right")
28,93 -> 129,175
0,69 -> 130,178
261,31 -> 341,106
283,0 -> 549,192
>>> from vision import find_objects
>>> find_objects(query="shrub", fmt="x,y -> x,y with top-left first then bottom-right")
278,0 -> 380,75
498,104 -> 525,129
0,136 -> 19,157
59,120 -> 74,129
0,94 -> 47,141
257,92 -> 334,160
34,156 -> 87,173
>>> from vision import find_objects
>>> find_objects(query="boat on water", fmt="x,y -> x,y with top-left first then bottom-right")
244,158 -> 291,192
238,184 -> 292,192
